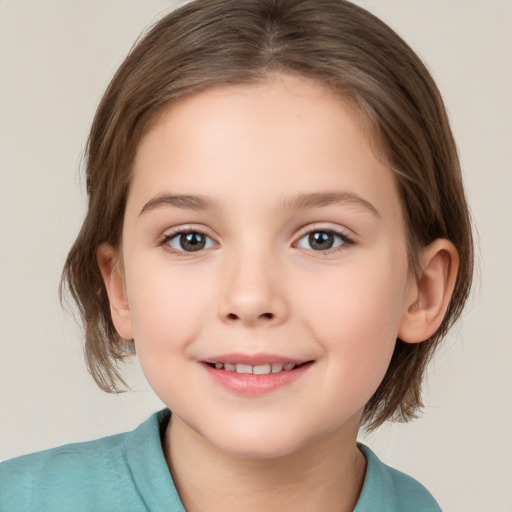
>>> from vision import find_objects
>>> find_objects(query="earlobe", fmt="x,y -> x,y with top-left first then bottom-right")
97,243 -> 134,340
398,239 -> 459,344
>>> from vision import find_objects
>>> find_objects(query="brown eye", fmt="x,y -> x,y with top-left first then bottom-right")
166,231 -> 215,252
180,232 -> 206,251
296,230 -> 347,251
309,231 -> 334,250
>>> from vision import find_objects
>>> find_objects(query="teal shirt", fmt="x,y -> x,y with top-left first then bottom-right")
0,410 -> 441,511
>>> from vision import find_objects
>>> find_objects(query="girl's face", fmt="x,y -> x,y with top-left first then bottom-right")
115,73 -> 416,458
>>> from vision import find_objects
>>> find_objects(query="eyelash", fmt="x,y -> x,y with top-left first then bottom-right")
159,228 -> 217,256
159,226 -> 354,256
294,227 -> 354,254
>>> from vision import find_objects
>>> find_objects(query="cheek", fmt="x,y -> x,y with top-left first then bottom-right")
125,262 -> 214,368
298,257 -> 408,389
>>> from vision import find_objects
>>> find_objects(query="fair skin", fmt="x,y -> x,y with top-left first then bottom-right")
98,73 -> 458,512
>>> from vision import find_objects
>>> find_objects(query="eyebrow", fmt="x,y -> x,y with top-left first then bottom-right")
284,192 -> 381,218
139,194 -> 217,216
139,191 -> 380,218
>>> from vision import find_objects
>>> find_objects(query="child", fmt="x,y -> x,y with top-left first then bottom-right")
0,0 -> 473,510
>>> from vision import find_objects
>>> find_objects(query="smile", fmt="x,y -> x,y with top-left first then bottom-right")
202,355 -> 313,395
206,362 -> 303,374
203,362 -> 312,396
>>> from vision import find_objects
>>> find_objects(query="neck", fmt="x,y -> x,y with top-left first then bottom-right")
164,415 -> 366,512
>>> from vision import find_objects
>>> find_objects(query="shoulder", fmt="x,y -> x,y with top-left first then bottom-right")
0,428 -> 131,511
355,444 -> 442,512
0,410 -> 174,512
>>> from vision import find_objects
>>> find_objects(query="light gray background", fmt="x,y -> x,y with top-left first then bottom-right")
1,1 -> 511,510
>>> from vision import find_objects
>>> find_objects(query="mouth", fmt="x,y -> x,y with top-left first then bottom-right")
202,355 -> 314,395
201,354 -> 314,395
204,361 -> 311,375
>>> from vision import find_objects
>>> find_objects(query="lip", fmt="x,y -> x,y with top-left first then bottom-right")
203,352 -> 307,366
201,353 -> 313,396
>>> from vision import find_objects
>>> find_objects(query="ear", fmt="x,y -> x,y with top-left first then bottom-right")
398,239 -> 459,344
97,243 -> 134,340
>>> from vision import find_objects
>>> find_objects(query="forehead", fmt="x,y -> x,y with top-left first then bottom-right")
127,73 -> 400,222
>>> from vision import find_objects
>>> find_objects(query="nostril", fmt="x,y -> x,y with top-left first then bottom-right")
225,312 -> 274,321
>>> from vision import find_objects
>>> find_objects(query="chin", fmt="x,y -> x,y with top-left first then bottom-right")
217,436 -> 303,460
205,422 -> 319,461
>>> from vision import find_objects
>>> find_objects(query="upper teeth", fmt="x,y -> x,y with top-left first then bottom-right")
213,362 -> 297,374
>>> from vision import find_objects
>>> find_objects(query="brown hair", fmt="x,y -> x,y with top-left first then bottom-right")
61,0 -> 473,430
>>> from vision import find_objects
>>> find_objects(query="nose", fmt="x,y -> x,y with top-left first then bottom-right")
217,251 -> 289,327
